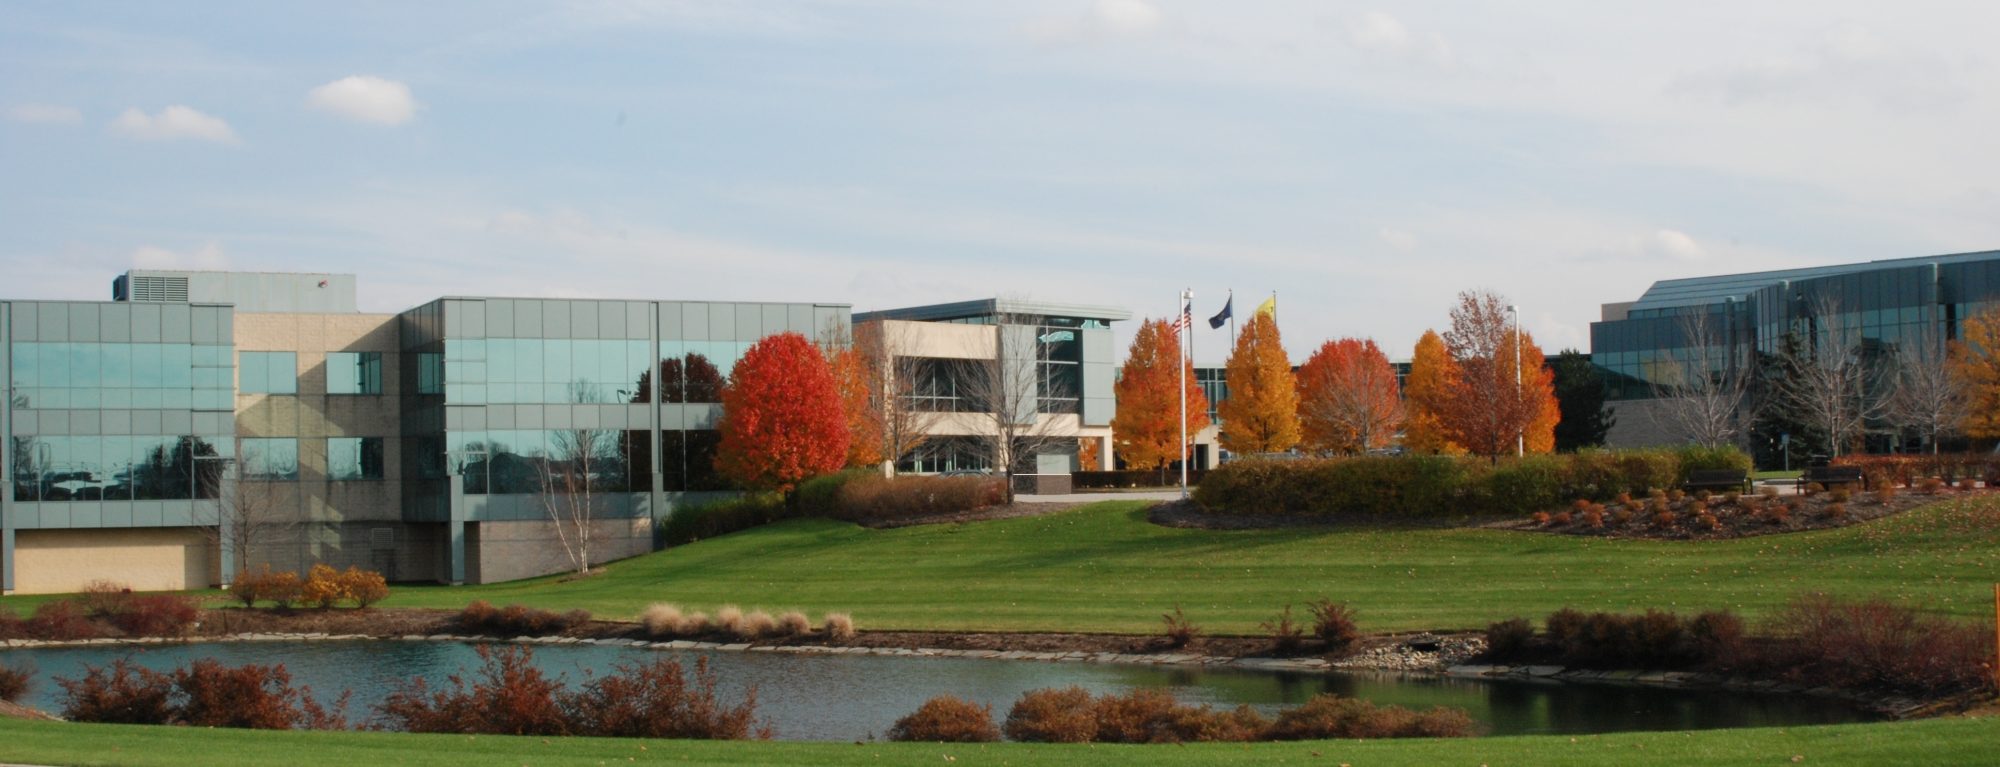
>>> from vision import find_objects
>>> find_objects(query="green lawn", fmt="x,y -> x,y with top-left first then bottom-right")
336,495 -> 2000,634
2,715 -> 1995,767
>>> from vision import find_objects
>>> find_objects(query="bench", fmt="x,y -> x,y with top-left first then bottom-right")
1798,465 -> 1866,492
1682,469 -> 1750,494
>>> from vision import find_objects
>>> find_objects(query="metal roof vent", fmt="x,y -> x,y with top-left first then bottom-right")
122,275 -> 190,303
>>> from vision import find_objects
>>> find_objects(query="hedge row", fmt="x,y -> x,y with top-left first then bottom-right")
1192,447 -> 1753,518
660,469 -> 1005,545
1829,454 -> 2000,486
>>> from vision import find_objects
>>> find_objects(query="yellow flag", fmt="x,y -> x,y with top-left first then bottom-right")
1254,295 -> 1276,318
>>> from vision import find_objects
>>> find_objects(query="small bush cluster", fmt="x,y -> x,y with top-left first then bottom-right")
374,645 -> 767,739
997,687 -> 1472,744
1195,447 -> 1752,518
1829,454 -> 2000,488
1481,598 -> 1991,698
0,663 -> 30,703
1307,600 -> 1360,655
455,601 -> 591,637
27,601 -> 103,641
108,595 -> 201,637
57,659 -> 344,730
229,565 -> 304,609
821,473 -> 1007,522
1262,605 -> 1305,654
295,564 -> 391,609
887,695 -> 1002,742
660,493 -> 796,546
641,603 -> 851,642
1161,605 -> 1200,648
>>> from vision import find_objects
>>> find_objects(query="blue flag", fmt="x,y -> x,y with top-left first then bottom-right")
1207,295 -> 1233,329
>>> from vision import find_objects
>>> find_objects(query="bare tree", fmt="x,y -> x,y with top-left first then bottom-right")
1781,296 -> 1888,457
1884,321 -> 1970,454
194,438 -> 301,582
957,311 -> 1079,503
855,320 -> 944,476
1650,310 -> 1751,448
539,382 -> 613,575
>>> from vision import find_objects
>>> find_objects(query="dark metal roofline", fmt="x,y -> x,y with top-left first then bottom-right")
855,298 -> 1133,324
421,296 -> 851,308
1627,248 -> 2000,312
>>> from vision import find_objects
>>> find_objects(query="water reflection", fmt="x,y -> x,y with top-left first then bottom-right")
0,641 -> 1872,741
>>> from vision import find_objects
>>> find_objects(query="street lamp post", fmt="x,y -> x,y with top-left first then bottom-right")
1508,304 -> 1522,457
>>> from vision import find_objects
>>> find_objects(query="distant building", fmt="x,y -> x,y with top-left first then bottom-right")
1588,249 -> 2000,450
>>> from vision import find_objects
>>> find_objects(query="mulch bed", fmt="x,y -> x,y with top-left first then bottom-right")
848,501 -> 1084,529
1493,487 -> 1992,540
1148,499 -> 1485,531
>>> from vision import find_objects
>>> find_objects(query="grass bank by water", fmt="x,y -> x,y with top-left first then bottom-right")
348,495 -> 2000,634
1,714 -> 1993,766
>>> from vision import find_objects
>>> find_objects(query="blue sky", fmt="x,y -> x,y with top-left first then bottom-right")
5,1 -> 1997,362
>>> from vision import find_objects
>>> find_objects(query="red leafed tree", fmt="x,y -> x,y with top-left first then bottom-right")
1295,338 -> 1403,455
715,333 -> 850,493
1111,318 -> 1211,472
1438,289 -> 1559,459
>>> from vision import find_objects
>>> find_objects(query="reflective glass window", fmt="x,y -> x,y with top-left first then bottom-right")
328,437 -> 385,480
327,352 -> 383,394
240,352 -> 298,394
241,437 -> 300,480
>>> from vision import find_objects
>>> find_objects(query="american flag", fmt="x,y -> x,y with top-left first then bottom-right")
1171,303 -> 1192,333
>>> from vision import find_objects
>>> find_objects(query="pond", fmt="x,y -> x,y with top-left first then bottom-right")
0,641 -> 1874,740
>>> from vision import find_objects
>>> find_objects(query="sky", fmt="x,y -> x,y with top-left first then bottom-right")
4,1 -> 1998,364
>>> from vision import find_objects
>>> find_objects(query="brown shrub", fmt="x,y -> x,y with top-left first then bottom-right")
1722,491 -> 1741,504
737,611 -> 777,641
641,603 -> 684,637
1093,688 -> 1213,744
1530,511 -> 1550,526
1267,694 -> 1473,739
173,659 -> 347,730
80,580 -> 135,617
1921,477 -> 1946,494
1161,605 -> 1199,649
300,563 -> 345,609
714,605 -> 746,637
888,695 -> 1000,742
1696,512 -> 1721,532
1262,604 -> 1305,653
0,662 -> 30,703
455,602 -> 586,636
375,645 -> 569,735
240,567 -> 305,609
1958,478 -> 1979,491
1651,511 -> 1677,528
776,611 -> 812,637
28,600 -> 100,641
831,474 -> 1007,522
1582,507 -> 1605,528
110,595 -> 200,637
823,613 -> 856,642
1758,485 -> 1780,498
1571,498 -> 1592,513
1483,618 -> 1537,662
1689,610 -> 1746,669
1824,503 -> 1848,521
1307,600 -> 1360,654
1550,511 -> 1572,526
560,656 -> 768,739
1766,595 -> 1994,697
1003,686 -> 1097,743
338,567 -> 390,608
1201,705 -> 1270,742
1612,508 -> 1633,525
57,660 -> 174,724
1667,489 -> 1685,502
1827,488 -> 1851,503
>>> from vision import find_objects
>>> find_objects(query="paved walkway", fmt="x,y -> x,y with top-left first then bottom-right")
1017,490 -> 1186,503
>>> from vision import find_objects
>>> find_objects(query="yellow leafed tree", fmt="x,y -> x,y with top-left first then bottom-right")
1950,305 -> 2000,439
1218,312 -> 1300,453
1403,330 -> 1462,455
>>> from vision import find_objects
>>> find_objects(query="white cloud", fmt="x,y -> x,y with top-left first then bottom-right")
131,240 -> 229,270
6,104 -> 83,124
1643,229 -> 1707,262
306,75 -> 419,125
1094,0 -> 1162,35
1378,227 -> 1418,253
1025,0 -> 1164,43
109,105 -> 238,143
1668,23 -> 1968,111
1345,11 -> 1453,68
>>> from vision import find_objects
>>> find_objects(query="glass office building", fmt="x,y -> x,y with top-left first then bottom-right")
1588,249 -> 2000,447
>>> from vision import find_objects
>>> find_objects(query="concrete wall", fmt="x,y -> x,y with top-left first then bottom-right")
232,312 -> 407,576
1604,398 -> 1691,449
13,528 -> 210,594
466,518 -> 653,584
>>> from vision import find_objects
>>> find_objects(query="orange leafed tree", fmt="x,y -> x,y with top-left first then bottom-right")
826,344 -> 885,469
1950,305 -> 2000,439
1218,312 -> 1300,454
1112,318 -> 1211,471
1296,337 -> 1402,454
715,332 -> 851,493
1438,290 -> 1559,458
1519,336 -> 1559,453
1403,330 -> 1461,455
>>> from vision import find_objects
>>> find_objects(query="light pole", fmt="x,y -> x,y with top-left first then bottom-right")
1508,304 -> 1522,457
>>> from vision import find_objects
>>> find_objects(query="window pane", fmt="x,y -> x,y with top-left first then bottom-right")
328,436 -> 385,480
242,438 -> 299,480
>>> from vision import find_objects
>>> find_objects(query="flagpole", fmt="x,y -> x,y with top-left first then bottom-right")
1180,288 -> 1191,500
